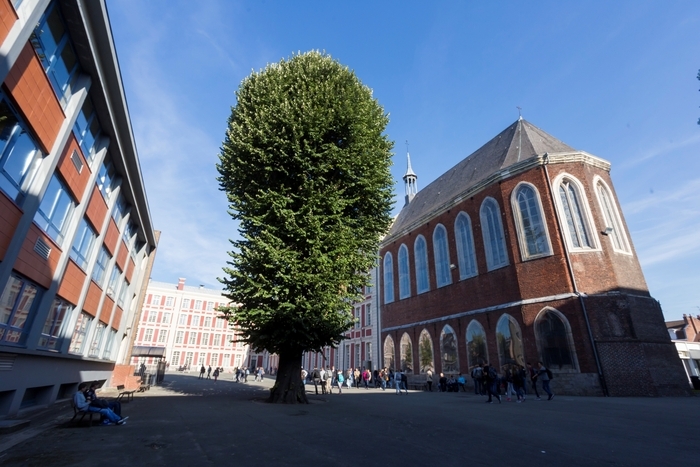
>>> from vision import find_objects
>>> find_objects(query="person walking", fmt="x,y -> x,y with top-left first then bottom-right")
536,361 -> 554,400
483,363 -> 501,403
394,369 -> 403,394
199,365 -> 206,379
206,366 -> 212,380
213,367 -> 219,383
336,369 -> 344,394
426,369 -> 433,392
527,362 -> 541,400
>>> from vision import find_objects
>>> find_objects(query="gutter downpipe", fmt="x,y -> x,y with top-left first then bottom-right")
542,153 -> 609,396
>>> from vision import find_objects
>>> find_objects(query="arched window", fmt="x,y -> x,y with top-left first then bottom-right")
480,198 -> 509,270
418,329 -> 434,373
466,320 -> 488,367
383,335 -> 396,370
512,183 -> 551,259
398,244 -> 410,299
414,235 -> 430,294
496,314 -> 525,369
557,177 -> 594,250
433,224 -> 452,287
400,333 -> 414,373
535,308 -> 578,371
595,179 -> 631,253
454,212 -> 477,280
383,253 -> 394,304
440,325 -> 458,374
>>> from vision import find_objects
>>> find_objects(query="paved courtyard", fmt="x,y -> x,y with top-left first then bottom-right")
1,372 -> 698,466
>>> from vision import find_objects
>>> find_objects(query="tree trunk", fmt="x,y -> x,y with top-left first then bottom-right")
267,351 -> 308,404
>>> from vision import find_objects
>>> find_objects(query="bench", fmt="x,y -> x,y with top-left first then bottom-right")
406,375 -> 429,391
69,403 -> 97,427
116,385 -> 135,402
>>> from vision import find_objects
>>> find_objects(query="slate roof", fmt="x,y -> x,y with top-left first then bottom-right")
387,119 -> 577,240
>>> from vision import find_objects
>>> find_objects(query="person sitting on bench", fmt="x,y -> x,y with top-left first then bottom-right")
86,382 -> 122,416
74,383 -> 128,425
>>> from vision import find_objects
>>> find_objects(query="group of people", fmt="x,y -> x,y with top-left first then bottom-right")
198,365 -> 223,381
73,382 -> 129,426
470,361 -> 554,403
299,361 -> 555,403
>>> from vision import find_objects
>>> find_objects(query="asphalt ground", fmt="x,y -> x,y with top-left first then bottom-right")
1,372 -> 698,466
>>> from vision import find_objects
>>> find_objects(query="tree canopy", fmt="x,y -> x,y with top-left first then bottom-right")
216,51 -> 394,402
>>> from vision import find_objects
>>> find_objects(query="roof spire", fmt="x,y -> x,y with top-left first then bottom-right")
516,106 -> 523,120
403,140 -> 418,206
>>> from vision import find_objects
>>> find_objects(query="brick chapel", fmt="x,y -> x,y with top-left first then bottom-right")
379,118 -> 689,396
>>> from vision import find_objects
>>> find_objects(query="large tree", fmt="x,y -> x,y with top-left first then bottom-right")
217,51 -> 394,403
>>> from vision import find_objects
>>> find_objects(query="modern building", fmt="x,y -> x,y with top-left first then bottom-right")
132,278 -> 249,372
0,0 -> 156,417
379,118 -> 689,396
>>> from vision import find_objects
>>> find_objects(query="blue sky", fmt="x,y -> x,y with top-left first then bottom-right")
106,1 -> 700,321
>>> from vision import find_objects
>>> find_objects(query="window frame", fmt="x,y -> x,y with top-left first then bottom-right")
480,197 -> 509,271
68,311 -> 93,354
38,297 -> 72,350
593,176 -> 632,255
414,235 -> 430,294
552,173 -> 599,252
34,174 -> 76,246
432,224 -> 452,288
69,218 -> 97,270
534,307 -> 579,372
382,252 -> 394,304
91,246 -> 111,286
0,274 -> 41,346
454,212 -> 478,280
511,182 -> 553,261
397,244 -> 410,299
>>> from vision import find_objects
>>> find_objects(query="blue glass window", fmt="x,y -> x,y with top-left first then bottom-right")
34,174 -> 75,246
73,98 -> 102,161
70,218 -> 96,270
433,224 -> 452,288
106,265 -> 122,299
454,212 -> 477,279
414,235 -> 430,294
91,246 -> 111,286
0,274 -> 41,345
111,193 -> 128,225
38,297 -> 72,350
398,244 -> 410,299
480,198 -> 508,271
383,253 -> 394,304
32,4 -> 81,107
96,156 -> 115,200
0,99 -> 43,202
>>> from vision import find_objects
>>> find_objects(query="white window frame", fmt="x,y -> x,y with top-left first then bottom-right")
397,244 -> 410,299
480,197 -> 509,271
432,224 -> 452,287
511,182 -> 553,261
454,212 -> 478,280
414,235 -> 430,294
593,176 -> 632,255
552,173 -> 599,252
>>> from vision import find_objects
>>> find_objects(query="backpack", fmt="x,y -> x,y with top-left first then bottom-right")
546,368 -> 553,379
337,373 -> 344,383
488,367 -> 498,382
472,367 -> 483,379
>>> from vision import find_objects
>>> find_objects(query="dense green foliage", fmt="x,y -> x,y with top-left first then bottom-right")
217,51 -> 394,359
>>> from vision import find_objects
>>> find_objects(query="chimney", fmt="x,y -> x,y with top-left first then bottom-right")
177,278 -> 186,291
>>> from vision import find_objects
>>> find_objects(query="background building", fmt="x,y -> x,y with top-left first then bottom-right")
132,278 -> 248,373
0,0 -> 156,417
379,118 -> 689,396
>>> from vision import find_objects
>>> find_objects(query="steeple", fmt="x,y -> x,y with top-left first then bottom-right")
403,150 -> 418,206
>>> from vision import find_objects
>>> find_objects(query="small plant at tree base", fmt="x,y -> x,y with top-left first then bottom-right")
217,51 -> 394,403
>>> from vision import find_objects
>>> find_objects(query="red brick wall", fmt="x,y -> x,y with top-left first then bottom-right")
112,304 -> 123,329
104,219 -> 119,256
85,186 -> 108,232
14,224 -> 60,288
125,257 -> 135,283
55,135 -> 90,202
0,0 -> 18,45
83,281 -> 102,316
4,43 -> 64,154
116,239 -> 128,271
0,191 -> 21,260
56,259 -> 86,305
100,295 -> 115,325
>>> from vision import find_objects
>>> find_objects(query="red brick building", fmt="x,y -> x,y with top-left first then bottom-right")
379,118 -> 688,396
